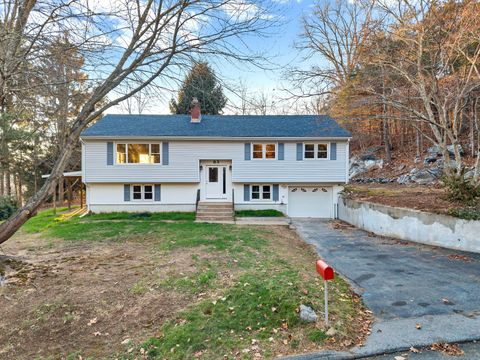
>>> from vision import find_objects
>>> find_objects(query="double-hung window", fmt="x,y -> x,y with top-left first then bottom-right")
132,185 -> 153,201
251,185 -> 271,200
116,143 -> 161,164
304,143 -> 328,160
252,143 -> 276,159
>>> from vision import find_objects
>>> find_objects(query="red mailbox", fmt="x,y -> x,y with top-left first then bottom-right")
316,260 -> 334,281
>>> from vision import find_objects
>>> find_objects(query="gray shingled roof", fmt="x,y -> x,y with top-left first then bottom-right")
81,114 -> 351,138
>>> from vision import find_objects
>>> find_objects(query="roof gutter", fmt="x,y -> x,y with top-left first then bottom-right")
80,135 -> 352,141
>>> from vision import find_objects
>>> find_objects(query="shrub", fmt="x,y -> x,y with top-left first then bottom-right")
447,208 -> 480,220
0,195 -> 18,220
442,169 -> 480,205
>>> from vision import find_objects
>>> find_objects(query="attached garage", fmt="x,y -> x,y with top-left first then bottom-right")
287,186 -> 333,218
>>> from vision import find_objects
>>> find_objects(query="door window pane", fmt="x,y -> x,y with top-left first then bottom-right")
209,167 -> 218,182
116,144 -> 126,163
265,144 -> 276,159
128,144 -> 149,163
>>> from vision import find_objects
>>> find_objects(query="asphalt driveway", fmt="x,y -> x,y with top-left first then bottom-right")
293,219 -> 480,320
288,219 -> 480,359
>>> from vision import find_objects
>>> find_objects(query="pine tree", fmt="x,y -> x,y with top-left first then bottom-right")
170,62 -> 227,115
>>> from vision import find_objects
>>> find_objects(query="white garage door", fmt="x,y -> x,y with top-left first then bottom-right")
288,186 -> 333,218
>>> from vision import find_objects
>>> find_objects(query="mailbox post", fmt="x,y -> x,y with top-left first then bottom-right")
316,260 -> 334,326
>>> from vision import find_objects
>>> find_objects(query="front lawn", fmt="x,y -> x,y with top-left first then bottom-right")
0,209 -> 371,359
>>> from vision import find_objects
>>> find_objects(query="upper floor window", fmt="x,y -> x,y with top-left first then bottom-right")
252,143 -> 276,159
304,143 -> 328,160
116,143 -> 161,164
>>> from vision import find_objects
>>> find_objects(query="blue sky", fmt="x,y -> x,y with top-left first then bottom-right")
101,0 -> 318,114
203,0 -> 316,114
110,0 -> 318,115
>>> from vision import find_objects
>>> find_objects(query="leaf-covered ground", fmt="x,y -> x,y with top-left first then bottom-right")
0,209 -> 371,359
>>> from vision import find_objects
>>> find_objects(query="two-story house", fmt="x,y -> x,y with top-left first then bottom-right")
80,108 -> 351,219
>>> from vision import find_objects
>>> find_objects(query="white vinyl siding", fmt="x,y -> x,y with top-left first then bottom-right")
83,140 -> 348,183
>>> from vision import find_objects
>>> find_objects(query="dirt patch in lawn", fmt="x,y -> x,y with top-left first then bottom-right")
0,237 -> 201,359
344,183 -> 461,215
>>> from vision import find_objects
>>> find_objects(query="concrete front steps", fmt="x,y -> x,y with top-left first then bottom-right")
196,202 -> 234,222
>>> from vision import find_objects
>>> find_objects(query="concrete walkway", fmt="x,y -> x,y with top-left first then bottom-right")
286,219 -> 480,359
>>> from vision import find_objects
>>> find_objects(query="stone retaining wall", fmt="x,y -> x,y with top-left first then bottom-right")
338,196 -> 480,253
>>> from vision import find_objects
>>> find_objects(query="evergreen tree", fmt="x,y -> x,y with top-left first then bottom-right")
170,62 -> 227,115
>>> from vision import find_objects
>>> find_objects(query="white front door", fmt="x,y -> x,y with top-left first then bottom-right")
205,166 -> 226,199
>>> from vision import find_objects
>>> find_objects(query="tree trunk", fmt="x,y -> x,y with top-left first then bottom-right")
0,169 -> 4,195
470,101 -> 475,157
18,174 -> 23,206
383,119 -> 391,163
58,178 -> 64,207
0,133 -> 79,244
415,128 -> 421,158
5,168 -> 11,196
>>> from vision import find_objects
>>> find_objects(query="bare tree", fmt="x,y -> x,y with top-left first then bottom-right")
0,0 -> 276,244
286,0 -> 377,99
120,87 -> 151,114
367,0 -> 480,175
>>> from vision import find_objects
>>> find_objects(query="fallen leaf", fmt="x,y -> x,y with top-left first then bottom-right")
394,356 -> 406,360
431,343 -> 464,356
410,346 -> 420,353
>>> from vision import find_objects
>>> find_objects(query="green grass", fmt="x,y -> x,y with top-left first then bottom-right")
235,209 -> 285,217
447,207 -> 480,220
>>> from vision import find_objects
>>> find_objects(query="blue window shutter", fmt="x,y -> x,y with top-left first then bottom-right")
296,143 -> 303,161
154,184 -> 161,201
107,142 -> 114,165
330,142 -> 337,160
273,184 -> 279,201
244,143 -> 251,160
278,143 -> 284,160
244,184 -> 250,201
162,142 -> 169,165
124,184 -> 130,201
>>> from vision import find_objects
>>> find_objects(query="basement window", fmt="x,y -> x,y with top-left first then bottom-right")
131,184 -> 154,201
251,185 -> 272,200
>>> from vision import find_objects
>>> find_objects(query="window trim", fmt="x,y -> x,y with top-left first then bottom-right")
131,184 -> 155,202
115,142 -> 162,165
251,143 -> 277,160
303,142 -> 330,160
250,184 -> 273,201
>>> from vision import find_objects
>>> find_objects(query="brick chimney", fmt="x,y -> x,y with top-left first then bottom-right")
190,97 -> 201,123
